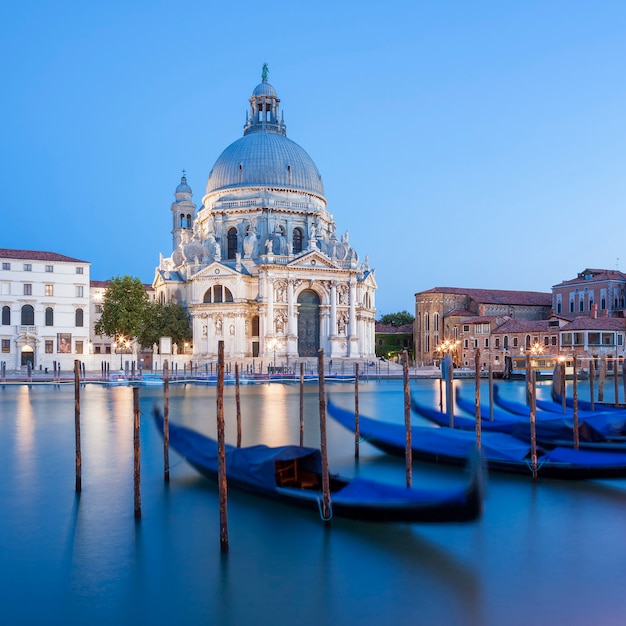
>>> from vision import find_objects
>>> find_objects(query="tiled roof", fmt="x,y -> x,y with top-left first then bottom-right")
417,287 -> 551,307
445,308 -> 474,317
560,318 -> 626,331
90,280 -> 112,288
375,323 -> 413,333
0,248 -> 88,263
552,268 -> 626,288
491,319 -> 557,334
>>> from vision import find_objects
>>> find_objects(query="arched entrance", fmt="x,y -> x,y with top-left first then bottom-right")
21,345 -> 34,368
297,290 -> 320,357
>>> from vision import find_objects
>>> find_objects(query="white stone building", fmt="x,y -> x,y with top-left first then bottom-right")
153,67 -> 377,365
0,249 -> 91,371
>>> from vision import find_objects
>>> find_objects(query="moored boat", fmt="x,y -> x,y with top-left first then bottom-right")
328,397 -> 626,479
153,408 -> 482,523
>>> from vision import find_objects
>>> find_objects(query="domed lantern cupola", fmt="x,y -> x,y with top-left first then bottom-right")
244,63 -> 286,137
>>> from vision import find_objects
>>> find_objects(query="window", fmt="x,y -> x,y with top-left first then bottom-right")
45,265 -> 54,273
484,338 -> 489,348
23,283 -> 32,296
45,340 -> 53,354
203,285 -> 233,304
1,306 -> 9,325
551,336 -> 557,346
293,228 -> 303,254
94,346 -> 101,354
75,308 -> 84,327
1,339 -> 9,353
21,305 -> 34,325
76,286 -> 84,298
227,228 -> 238,259
0,283 -> 9,295
76,267 -> 83,274
45,284 -> 54,296
463,325 -> 470,332
45,307 -> 54,326
475,323 -> 490,334
495,337 -> 500,349
2,262 -> 10,270
75,340 -> 83,354
23,263 -> 32,271
513,338 -> 518,348
95,304 -> 102,314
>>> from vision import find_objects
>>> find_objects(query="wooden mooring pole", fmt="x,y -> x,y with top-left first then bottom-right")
529,370 -> 538,483
164,360 -> 170,482
598,355 -> 607,402
614,357 -> 620,407
403,351 -> 412,487
74,360 -> 82,493
299,363 -> 305,447
317,349 -> 332,524
589,357 -> 596,411
235,362 -> 242,448
133,387 -> 141,518
475,349 -> 481,449
572,357 -> 580,449
217,341 -> 229,551
354,362 -> 360,459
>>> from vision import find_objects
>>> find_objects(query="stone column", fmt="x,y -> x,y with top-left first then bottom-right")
330,281 -> 337,337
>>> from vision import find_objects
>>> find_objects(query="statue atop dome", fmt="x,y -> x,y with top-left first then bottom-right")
262,62 -> 269,82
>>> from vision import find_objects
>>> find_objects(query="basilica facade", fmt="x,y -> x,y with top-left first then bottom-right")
153,67 -> 376,364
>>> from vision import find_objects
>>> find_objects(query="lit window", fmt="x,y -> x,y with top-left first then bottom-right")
45,284 -> 54,296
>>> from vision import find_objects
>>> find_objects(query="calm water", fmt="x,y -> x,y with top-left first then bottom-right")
1,377 -> 626,626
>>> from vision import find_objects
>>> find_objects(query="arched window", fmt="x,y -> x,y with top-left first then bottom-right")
1,305 -> 9,325
293,228 -> 303,254
75,308 -> 84,327
45,307 -> 54,326
525,335 -> 531,348
203,285 -> 233,304
186,214 -> 192,228
503,336 -> 509,350
227,228 -> 238,259
180,214 -> 186,228
21,304 -> 34,326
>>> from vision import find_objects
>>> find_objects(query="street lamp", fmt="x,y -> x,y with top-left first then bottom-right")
115,334 -> 130,369
267,337 -> 281,372
435,339 -> 460,366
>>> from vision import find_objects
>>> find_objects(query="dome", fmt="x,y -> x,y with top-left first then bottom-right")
205,131 -> 325,198
176,175 -> 192,194
252,80 -> 277,98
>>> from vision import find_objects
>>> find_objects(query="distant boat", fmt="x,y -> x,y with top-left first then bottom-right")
107,372 -> 129,386
138,373 -> 163,386
153,408 -> 483,524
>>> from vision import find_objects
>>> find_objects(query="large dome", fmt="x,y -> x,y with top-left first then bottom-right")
205,132 -> 325,197
204,68 -> 325,200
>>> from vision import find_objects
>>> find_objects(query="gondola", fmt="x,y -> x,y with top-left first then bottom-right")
423,389 -> 626,450
551,388 -> 626,413
327,398 -> 626,479
153,408 -> 482,524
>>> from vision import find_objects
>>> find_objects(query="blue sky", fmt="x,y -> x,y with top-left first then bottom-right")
2,1 -> 625,316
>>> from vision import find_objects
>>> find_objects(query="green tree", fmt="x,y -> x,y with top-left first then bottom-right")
94,275 -> 149,342
138,301 -> 193,350
378,310 -> 415,327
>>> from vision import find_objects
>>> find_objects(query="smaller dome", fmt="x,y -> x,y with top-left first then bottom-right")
176,175 -> 192,195
252,80 -> 277,98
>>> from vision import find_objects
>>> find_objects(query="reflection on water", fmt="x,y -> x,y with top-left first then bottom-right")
1,379 -> 626,625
